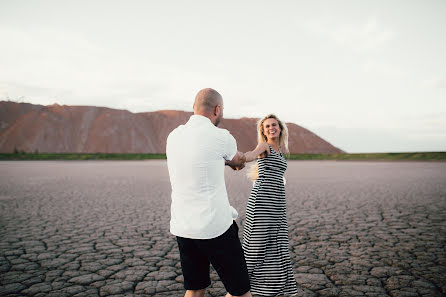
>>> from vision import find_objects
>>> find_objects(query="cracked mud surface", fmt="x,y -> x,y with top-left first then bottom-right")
0,161 -> 445,297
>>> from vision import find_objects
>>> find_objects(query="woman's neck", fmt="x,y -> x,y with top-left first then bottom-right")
267,139 -> 280,152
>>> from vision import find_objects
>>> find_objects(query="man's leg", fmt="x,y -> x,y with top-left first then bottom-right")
176,237 -> 211,295
200,222 -> 251,297
185,288 -> 206,297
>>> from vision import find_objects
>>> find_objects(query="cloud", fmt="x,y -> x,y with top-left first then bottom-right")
362,59 -> 405,78
0,24 -> 201,111
0,81 -> 74,105
401,112 -> 446,137
420,78 -> 446,89
0,25 -> 107,93
313,124 -> 446,153
304,16 -> 394,52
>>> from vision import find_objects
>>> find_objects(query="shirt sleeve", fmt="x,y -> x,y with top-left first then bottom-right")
222,132 -> 237,161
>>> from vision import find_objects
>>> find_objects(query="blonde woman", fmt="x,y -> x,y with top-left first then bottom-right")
242,114 -> 298,297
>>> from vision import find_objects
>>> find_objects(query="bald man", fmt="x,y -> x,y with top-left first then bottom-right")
166,88 -> 264,297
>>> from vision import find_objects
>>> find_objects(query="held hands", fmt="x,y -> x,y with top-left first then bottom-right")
226,143 -> 269,171
226,151 -> 246,171
225,160 -> 245,171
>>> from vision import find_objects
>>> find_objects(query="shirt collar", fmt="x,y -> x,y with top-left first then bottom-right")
188,114 -> 213,125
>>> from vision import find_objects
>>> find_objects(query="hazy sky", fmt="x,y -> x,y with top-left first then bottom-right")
1,0 -> 445,152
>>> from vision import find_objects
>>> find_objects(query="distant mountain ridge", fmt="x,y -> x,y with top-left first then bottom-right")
0,101 -> 344,154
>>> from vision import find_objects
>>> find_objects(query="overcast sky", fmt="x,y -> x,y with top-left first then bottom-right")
1,0 -> 445,153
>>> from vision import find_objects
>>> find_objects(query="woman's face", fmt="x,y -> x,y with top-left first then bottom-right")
262,118 -> 281,141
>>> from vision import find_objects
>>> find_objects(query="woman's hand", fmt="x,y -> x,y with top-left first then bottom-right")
244,142 -> 270,162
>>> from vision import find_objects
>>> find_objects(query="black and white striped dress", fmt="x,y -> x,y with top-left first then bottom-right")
242,145 -> 298,297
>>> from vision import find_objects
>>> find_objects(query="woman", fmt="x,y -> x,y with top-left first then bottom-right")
243,114 -> 298,297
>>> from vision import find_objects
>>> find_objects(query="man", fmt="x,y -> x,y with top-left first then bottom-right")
166,88 -> 252,297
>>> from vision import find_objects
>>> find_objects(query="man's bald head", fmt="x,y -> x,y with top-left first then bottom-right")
193,88 -> 223,115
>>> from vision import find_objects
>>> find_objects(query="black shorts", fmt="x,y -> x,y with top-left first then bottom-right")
176,221 -> 251,296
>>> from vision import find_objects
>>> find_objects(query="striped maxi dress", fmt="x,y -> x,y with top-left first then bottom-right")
242,145 -> 298,297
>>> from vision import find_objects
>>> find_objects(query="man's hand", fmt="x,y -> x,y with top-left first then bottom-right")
226,151 -> 246,171
225,160 -> 245,171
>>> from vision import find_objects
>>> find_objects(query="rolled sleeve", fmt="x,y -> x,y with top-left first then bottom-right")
223,132 -> 237,161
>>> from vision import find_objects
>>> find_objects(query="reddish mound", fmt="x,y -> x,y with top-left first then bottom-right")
0,101 -> 344,154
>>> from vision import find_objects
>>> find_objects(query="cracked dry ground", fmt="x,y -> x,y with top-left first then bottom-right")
0,161 -> 445,297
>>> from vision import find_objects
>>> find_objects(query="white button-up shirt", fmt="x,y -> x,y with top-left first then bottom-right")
166,115 -> 238,239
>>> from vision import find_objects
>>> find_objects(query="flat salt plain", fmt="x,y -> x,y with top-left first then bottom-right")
0,161 -> 445,297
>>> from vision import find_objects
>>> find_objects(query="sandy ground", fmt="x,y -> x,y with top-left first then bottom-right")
0,160 -> 445,297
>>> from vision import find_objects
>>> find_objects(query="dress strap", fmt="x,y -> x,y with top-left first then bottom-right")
267,144 -> 280,154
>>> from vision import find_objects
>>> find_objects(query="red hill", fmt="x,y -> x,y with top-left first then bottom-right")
0,101 -> 344,154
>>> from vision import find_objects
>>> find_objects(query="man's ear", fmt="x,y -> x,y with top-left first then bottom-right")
214,105 -> 219,116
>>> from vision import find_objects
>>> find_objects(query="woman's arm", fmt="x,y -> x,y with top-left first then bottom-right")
244,142 -> 269,162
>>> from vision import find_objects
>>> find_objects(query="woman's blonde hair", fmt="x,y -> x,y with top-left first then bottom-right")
247,114 -> 289,181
